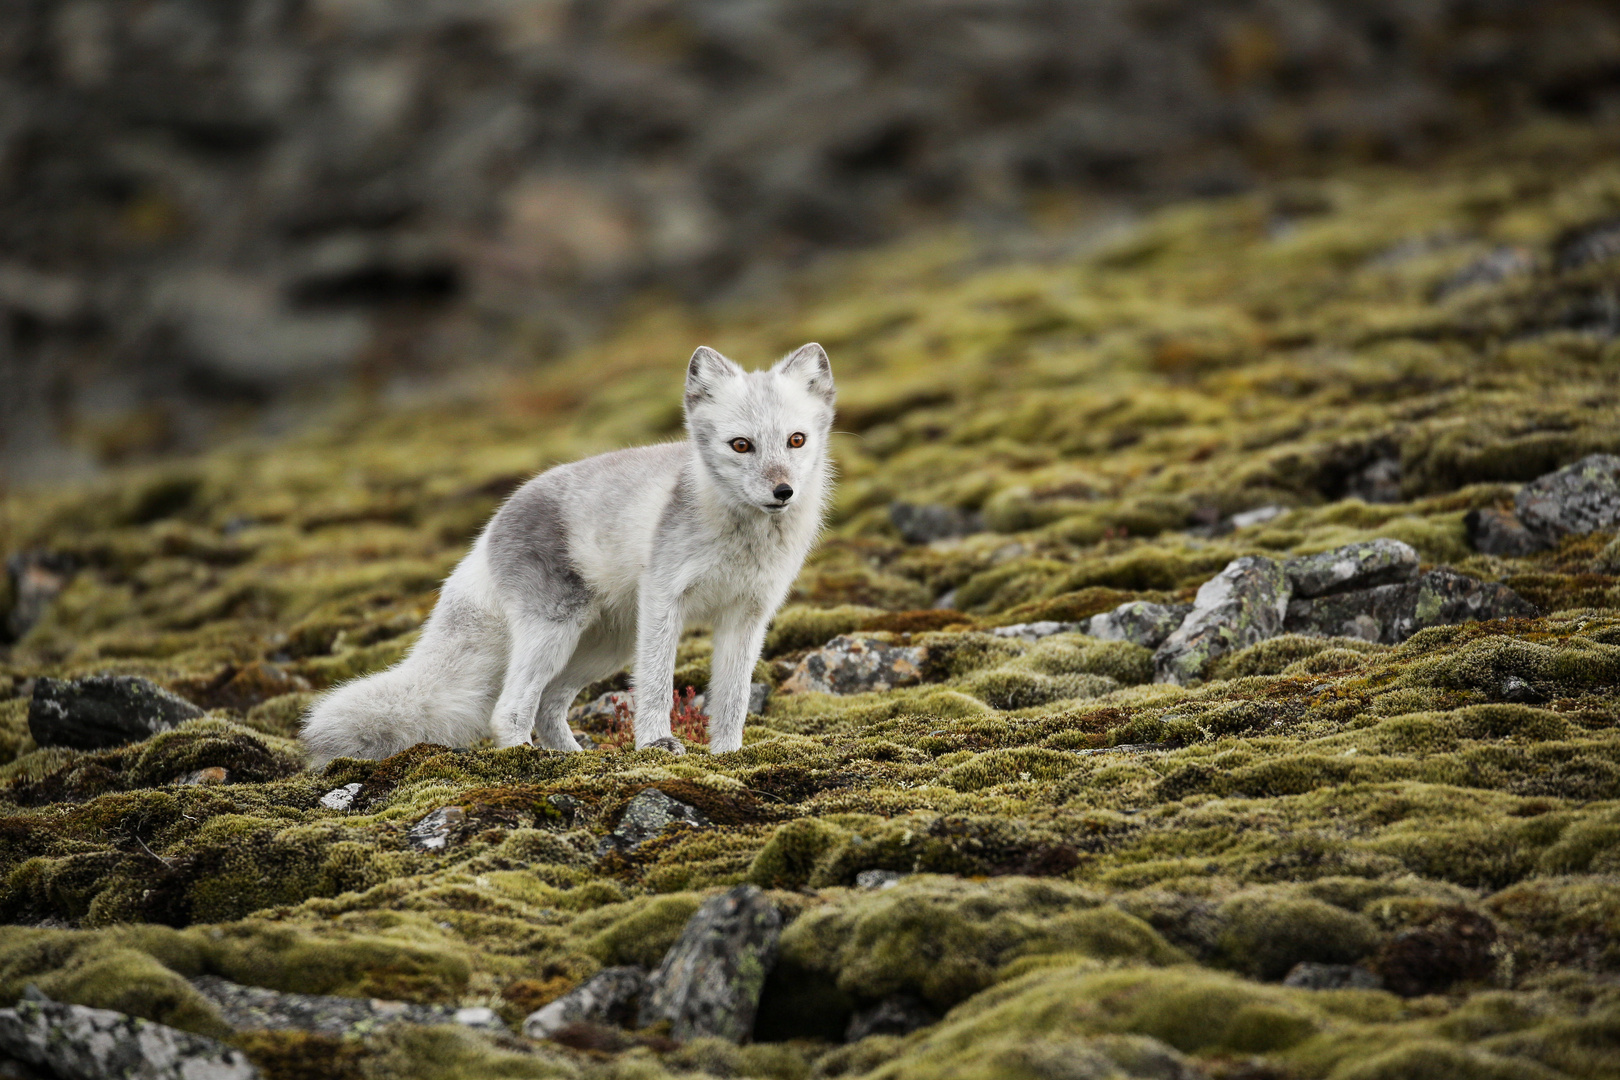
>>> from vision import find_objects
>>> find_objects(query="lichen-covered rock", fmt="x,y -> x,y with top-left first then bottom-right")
406,806 -> 465,851
1464,506 -> 1550,556
192,975 -> 503,1036
991,621 -> 1082,643
845,994 -> 937,1041
319,783 -> 362,810
1515,453 -> 1620,542
1153,557 -> 1290,685
0,991 -> 257,1080
1282,963 -> 1383,991
522,966 -> 647,1039
889,502 -> 985,545
1087,601 -> 1193,649
780,635 -> 926,694
600,788 -> 710,856
1285,569 -> 1537,644
28,675 -> 204,750
639,885 -> 781,1042
1283,539 -> 1419,598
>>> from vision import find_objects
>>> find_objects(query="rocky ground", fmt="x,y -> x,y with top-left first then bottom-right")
1,121 -> 1619,1079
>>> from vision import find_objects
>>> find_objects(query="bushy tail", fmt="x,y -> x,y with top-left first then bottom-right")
300,615 -> 506,769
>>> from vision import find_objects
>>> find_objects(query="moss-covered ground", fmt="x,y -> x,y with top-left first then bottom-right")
2,121 -> 1620,1079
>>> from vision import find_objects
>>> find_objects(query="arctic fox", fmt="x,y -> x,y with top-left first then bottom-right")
299,343 -> 835,767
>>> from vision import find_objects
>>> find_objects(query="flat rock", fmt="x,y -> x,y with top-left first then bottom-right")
406,806 -> 465,851
854,869 -> 908,889
28,675 -> 204,751
192,975 -> 504,1037
1282,963 -> 1383,991
320,783 -> 362,810
1087,601 -> 1194,649
1154,557 -> 1290,685
889,502 -> 985,545
599,789 -> 709,856
1514,454 -> 1620,543
523,966 -> 647,1039
780,635 -> 926,695
0,991 -> 257,1080
1283,539 -> 1419,598
844,994 -> 937,1041
1464,507 -> 1549,556
991,621 -> 1082,643
639,884 -> 781,1042
1284,568 -> 1536,644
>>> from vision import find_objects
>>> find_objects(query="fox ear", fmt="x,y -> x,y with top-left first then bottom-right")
685,346 -> 743,405
774,342 -> 834,403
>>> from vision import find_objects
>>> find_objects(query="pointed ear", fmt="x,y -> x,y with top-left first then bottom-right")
773,342 -> 834,403
685,346 -> 744,405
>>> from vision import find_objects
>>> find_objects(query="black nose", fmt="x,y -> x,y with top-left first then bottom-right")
773,484 -> 794,502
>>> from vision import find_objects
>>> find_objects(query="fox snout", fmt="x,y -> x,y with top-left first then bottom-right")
772,483 -> 794,501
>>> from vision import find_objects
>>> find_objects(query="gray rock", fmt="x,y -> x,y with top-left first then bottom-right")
4,551 -> 74,642
748,682 -> 771,715
523,966 -> 647,1039
27,675 -> 204,751
854,869 -> 907,890
639,885 -> 782,1042
1464,507 -> 1550,556
1087,602 -> 1194,649
1501,675 -> 1548,705
1284,569 -> 1537,644
1515,454 -> 1620,543
1555,219 -> 1620,270
319,783 -> 362,811
844,994 -> 936,1041
992,621 -> 1082,643
780,635 -> 927,695
0,991 -> 257,1080
1283,539 -> 1419,598
1228,504 -> 1286,530
1435,245 -> 1535,297
406,806 -> 465,851
569,690 -> 633,729
1346,455 -> 1403,504
191,975 -> 504,1037
1153,557 -> 1290,685
179,767 -> 229,786
889,502 -> 985,545
1282,963 -> 1383,991
600,789 -> 710,856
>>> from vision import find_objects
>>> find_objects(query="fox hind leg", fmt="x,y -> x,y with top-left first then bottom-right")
490,615 -> 586,749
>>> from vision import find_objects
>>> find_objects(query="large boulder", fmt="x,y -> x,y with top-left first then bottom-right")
1153,557 -> 1290,685
523,967 -> 647,1039
0,991 -> 257,1080
1087,601 -> 1194,649
1282,539 -> 1418,598
1515,454 -> 1620,543
1285,569 -> 1536,644
28,675 -> 204,750
780,635 -> 927,695
639,885 -> 782,1042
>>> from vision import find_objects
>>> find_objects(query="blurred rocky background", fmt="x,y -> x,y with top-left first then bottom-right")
4,0 -> 1620,484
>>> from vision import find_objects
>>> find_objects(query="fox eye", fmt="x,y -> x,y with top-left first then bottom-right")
729,438 -> 754,453
787,432 -> 806,448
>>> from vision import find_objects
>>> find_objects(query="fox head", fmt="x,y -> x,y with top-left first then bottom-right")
683,342 -> 836,515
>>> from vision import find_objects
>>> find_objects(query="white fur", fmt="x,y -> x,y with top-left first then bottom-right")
299,344 -> 835,767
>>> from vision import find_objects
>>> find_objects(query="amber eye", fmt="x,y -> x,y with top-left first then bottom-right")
787,432 -> 806,448
729,438 -> 753,453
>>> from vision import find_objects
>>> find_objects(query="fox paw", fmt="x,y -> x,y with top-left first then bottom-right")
642,736 -> 686,755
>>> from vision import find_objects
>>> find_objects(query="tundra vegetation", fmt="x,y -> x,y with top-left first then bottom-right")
2,123 -> 1620,1079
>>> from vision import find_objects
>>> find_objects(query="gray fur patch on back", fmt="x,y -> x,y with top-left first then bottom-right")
487,481 -> 592,621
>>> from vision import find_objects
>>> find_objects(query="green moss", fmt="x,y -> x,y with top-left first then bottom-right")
1215,892 -> 1384,980
1212,635 -> 1387,680
586,894 -> 704,969
748,818 -> 849,890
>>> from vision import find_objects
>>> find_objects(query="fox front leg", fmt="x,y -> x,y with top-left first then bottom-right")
706,606 -> 769,754
632,585 -> 684,753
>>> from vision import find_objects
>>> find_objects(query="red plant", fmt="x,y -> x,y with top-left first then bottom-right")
595,687 -> 707,751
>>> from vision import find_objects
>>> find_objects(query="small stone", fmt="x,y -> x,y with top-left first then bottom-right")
844,994 -> 936,1041
1514,454 -> 1620,543
1154,556 -> 1290,685
451,1007 -> 504,1030
854,869 -> 907,890
1435,245 -> 1535,297
600,789 -> 709,855
523,967 -> 647,1039
547,793 -> 581,827
1282,963 -> 1383,991
639,884 -> 782,1042
1501,675 -> 1547,705
1555,219 -> 1620,271
1228,505 -> 1285,530
1345,456 -> 1403,504
1284,569 -> 1536,644
889,502 -> 985,545
642,735 -> 686,755
28,675 -> 205,751
180,767 -> 228,786
1087,602 -> 1194,649
1464,507 -> 1550,556
406,806 -> 466,851
747,681 -> 771,714
780,635 -> 926,695
0,992 -> 257,1080
573,730 -> 595,750
991,621 -> 1081,643
4,551 -> 75,643
1283,539 -> 1419,599
319,783 -> 362,811
569,690 -> 633,729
